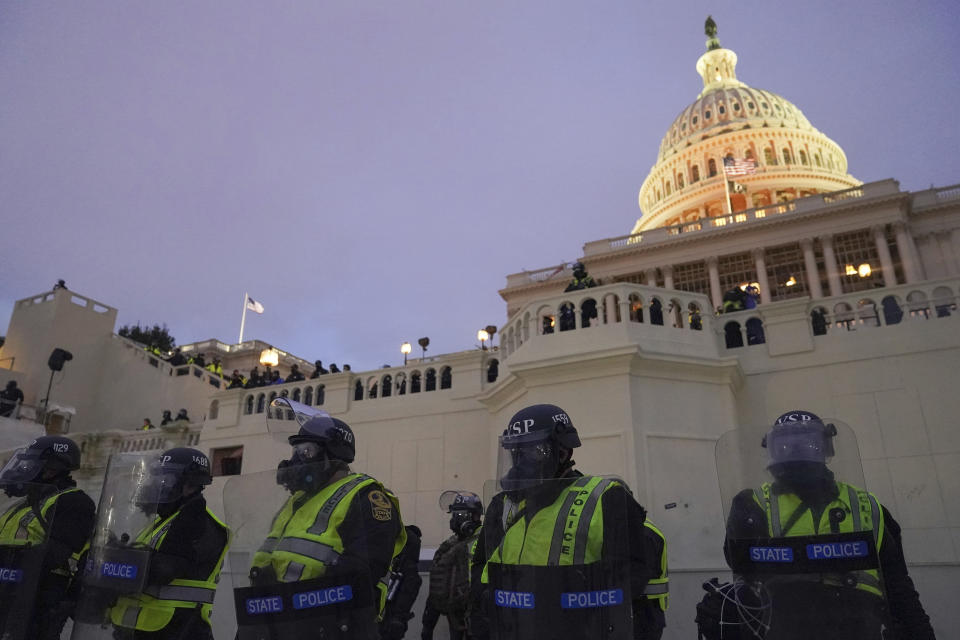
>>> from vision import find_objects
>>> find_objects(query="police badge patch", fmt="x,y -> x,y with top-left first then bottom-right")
368,490 -> 392,521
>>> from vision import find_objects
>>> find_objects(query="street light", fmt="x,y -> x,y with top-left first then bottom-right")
477,329 -> 490,350
400,341 -> 412,365
858,263 -> 872,278
485,325 -> 498,350
418,337 -> 430,360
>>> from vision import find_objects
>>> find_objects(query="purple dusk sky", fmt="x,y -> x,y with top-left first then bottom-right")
2,1 -> 958,371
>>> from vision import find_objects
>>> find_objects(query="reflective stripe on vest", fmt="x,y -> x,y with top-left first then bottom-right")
110,506 -> 230,632
0,488 -> 80,546
642,519 -> 669,611
755,481 -> 884,598
251,473 -> 406,619
483,476 -> 618,584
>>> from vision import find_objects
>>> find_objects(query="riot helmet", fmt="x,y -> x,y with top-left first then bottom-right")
137,447 -> 212,512
0,436 -> 81,495
278,414 -> 355,492
498,404 -> 580,492
762,411 -> 837,466
439,490 -> 483,538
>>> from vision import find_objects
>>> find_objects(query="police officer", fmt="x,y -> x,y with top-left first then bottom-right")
714,410 -> 934,640
380,524 -> 424,640
0,436 -> 96,639
470,404 -> 661,640
422,491 -> 483,640
109,447 -> 230,639
250,415 -> 406,625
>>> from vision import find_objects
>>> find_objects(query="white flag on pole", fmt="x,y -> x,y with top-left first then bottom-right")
246,296 -> 265,314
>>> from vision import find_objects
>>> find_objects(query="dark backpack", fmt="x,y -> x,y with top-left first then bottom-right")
427,535 -> 473,614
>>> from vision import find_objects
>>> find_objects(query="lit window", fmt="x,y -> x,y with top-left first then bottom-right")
713,217 -> 727,226
735,214 -> 747,223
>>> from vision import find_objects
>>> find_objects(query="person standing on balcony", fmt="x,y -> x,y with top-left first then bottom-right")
245,367 -> 261,388
141,418 -> 155,431
310,360 -> 329,378
0,436 -> 96,639
285,364 -> 305,383
175,408 -> 190,423
204,357 -> 223,377
329,363 -> 341,373
0,380 -> 25,417
227,370 -> 245,389
166,348 -> 186,366
188,353 -> 206,369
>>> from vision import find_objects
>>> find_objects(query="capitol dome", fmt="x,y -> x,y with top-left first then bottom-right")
633,19 -> 861,233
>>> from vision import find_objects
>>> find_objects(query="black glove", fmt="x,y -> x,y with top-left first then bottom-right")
379,616 -> 408,640
249,564 -> 278,586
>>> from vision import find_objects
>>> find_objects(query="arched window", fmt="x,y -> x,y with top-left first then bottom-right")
650,298 -> 664,326
303,386 -> 313,406
354,380 -> 363,401
833,302 -> 855,330
316,385 -> 325,405
746,318 -> 766,344
440,367 -> 452,389
411,371 -> 422,393
395,372 -> 407,395
209,400 -> 219,420
628,294 -> 644,322
368,377 -> 378,399
691,165 -> 700,183
425,368 -> 437,392
799,150 -> 808,165
256,393 -> 266,414
745,149 -> 755,161
292,388 -> 301,402
708,158 -> 718,177
668,299 -> 683,328
688,302 -> 703,330
764,148 -> 775,165
814,153 -> 822,167
932,286 -> 955,317
810,307 -> 829,335
881,297 -> 903,326
382,374 -> 392,397
487,359 -> 500,383
244,395 -> 254,415
857,299 -> 879,327
665,181 -> 672,196
558,302 -> 576,332
724,321 -> 744,348
677,173 -> 684,189
782,148 -> 792,165
906,291 -> 929,320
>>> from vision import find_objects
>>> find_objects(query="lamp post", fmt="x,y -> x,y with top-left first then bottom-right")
259,348 -> 279,368
401,342 -> 411,365
485,325 -> 498,350
418,337 -> 430,361
477,329 -> 490,350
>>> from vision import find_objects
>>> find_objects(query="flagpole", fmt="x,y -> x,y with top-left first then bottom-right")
238,293 -> 249,344
723,169 -> 734,215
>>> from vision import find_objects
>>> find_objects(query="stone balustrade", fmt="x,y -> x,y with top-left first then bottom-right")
581,180 -> 902,258
114,334 -> 226,390
806,277 -> 959,333
910,182 -> 960,210
73,423 -> 202,470
498,282 -> 716,359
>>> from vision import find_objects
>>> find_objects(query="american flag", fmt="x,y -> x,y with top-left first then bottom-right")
723,157 -> 758,176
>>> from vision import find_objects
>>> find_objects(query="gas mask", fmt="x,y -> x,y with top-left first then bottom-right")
277,442 -> 337,493
500,441 -> 561,494
449,511 -> 479,538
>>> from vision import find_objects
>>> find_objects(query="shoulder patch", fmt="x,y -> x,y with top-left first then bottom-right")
368,490 -> 393,521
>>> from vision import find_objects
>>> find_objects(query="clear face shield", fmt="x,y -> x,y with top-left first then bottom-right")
0,448 -> 44,494
439,490 -> 482,536
496,430 -> 561,494
133,459 -> 192,513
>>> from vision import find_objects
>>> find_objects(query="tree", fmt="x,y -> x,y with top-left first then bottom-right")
118,323 -> 176,352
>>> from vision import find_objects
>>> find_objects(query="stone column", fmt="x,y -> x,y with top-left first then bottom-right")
753,248 -> 772,304
662,265 -> 674,291
872,225 -> 897,287
893,222 -> 922,283
707,256 -> 722,311
819,235 -> 842,297
604,293 -> 618,324
800,238 -> 823,299
645,268 -> 659,288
